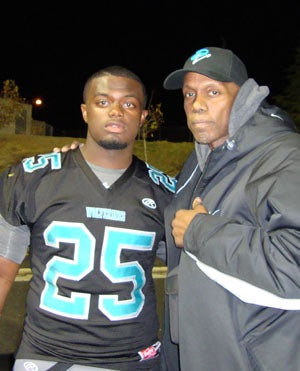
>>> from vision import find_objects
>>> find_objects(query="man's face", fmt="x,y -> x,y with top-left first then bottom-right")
81,75 -> 148,150
182,72 -> 240,149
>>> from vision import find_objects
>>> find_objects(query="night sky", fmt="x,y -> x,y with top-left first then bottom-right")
1,0 -> 299,137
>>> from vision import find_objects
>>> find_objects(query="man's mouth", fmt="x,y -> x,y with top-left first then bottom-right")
105,122 -> 125,133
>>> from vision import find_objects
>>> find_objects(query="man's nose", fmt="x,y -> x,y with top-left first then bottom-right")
109,103 -> 123,116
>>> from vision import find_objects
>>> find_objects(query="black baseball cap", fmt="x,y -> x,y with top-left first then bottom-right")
163,47 -> 248,89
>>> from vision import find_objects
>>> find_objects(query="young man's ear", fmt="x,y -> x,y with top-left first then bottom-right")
80,104 -> 88,123
140,109 -> 148,128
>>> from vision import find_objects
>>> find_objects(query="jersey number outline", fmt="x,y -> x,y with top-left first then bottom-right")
41,222 -> 155,321
22,152 -> 61,172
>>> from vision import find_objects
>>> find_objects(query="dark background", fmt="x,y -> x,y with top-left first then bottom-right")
1,0 -> 299,138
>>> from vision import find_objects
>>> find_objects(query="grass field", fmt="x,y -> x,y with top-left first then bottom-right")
0,134 -> 194,176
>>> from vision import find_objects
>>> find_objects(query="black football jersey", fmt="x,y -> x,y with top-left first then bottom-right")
0,149 -> 176,367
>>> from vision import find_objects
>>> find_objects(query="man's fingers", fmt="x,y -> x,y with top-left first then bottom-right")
70,141 -> 83,149
192,197 -> 203,209
52,142 -> 83,153
192,197 -> 208,213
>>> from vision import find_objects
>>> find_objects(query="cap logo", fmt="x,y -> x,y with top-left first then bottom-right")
191,48 -> 211,65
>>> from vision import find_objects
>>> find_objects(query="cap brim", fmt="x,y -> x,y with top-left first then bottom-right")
163,68 -> 233,90
163,69 -> 187,90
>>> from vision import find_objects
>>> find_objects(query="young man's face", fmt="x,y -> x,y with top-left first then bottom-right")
182,72 -> 240,149
81,75 -> 148,150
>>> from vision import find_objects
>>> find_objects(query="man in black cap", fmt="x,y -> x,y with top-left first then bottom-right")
161,46 -> 300,371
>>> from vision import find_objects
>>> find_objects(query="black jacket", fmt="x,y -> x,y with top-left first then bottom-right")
162,79 -> 300,371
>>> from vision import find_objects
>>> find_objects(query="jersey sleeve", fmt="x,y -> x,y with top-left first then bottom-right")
0,214 -> 29,263
0,161 -> 33,263
0,162 -> 28,225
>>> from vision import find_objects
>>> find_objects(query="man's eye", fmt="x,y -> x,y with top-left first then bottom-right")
97,99 -> 108,106
209,90 -> 219,96
124,102 -> 134,108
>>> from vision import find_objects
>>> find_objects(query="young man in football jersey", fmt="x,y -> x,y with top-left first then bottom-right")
0,66 -> 177,371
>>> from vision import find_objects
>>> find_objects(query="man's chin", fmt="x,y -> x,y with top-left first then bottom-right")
98,140 -> 128,150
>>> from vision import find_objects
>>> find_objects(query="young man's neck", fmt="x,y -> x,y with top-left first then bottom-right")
80,144 -> 133,169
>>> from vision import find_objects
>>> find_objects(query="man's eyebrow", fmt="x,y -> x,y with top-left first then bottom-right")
93,92 -> 107,97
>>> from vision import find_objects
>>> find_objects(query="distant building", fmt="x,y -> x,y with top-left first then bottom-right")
0,100 -> 53,136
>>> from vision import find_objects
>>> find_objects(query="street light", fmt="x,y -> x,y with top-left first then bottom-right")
33,97 -> 43,107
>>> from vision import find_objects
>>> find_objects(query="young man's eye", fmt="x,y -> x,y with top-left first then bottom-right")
124,101 -> 135,108
96,99 -> 108,106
